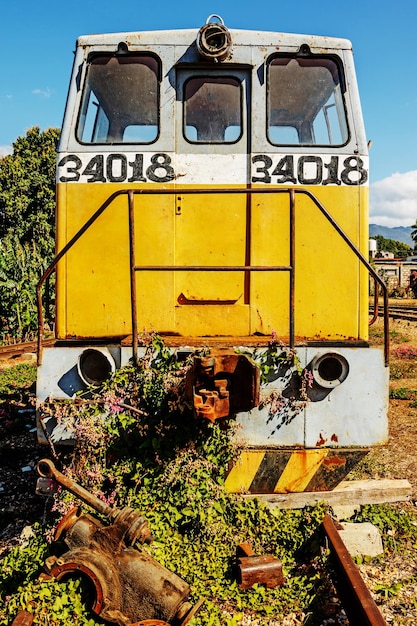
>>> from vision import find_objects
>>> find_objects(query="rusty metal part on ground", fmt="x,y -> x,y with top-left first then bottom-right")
36,459 -> 202,626
187,352 -> 260,421
11,611 -> 34,626
235,543 -> 285,589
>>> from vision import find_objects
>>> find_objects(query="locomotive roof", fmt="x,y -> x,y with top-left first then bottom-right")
76,28 -> 352,52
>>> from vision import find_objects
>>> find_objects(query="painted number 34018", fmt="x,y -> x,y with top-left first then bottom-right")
251,155 -> 368,186
58,153 -> 175,183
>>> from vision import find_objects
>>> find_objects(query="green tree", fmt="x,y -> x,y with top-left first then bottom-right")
0,126 -> 59,257
0,127 -> 59,339
371,235 -> 413,259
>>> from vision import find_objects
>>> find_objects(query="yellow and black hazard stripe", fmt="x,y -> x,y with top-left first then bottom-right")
224,448 -> 368,494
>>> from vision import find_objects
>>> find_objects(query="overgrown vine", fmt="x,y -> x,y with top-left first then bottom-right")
1,334 -> 331,625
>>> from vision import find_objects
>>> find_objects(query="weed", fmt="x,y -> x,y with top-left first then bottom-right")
0,334 -> 334,625
389,387 -> 416,400
392,346 -> 417,359
355,504 -> 417,553
348,452 -> 391,480
0,363 -> 36,397
390,361 -> 417,379
389,330 -> 410,344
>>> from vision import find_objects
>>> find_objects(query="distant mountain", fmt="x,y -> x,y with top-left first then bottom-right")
369,224 -> 414,246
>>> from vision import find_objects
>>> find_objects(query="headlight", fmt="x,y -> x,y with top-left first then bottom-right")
311,352 -> 349,389
78,349 -> 115,386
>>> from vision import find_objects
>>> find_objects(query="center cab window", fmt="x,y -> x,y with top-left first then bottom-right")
267,55 -> 349,146
184,76 -> 242,143
77,53 -> 160,144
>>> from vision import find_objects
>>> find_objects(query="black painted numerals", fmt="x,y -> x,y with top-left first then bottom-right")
340,156 -> 368,185
58,152 -> 368,186
58,153 -> 175,183
58,155 -> 83,182
251,155 -> 368,186
146,153 -> 175,183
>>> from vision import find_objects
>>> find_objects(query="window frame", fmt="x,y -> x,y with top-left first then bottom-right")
76,51 -> 161,146
182,74 -> 244,145
266,52 -> 350,148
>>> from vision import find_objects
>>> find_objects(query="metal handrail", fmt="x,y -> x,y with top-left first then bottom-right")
37,187 -> 389,366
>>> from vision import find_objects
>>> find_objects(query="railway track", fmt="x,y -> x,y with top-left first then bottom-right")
0,339 -> 54,360
386,305 -> 417,322
371,303 -> 417,322
322,514 -> 387,625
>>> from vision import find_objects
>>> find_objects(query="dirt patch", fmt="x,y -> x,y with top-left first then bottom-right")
358,318 -> 417,501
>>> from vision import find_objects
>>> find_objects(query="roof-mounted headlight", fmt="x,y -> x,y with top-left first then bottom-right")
197,15 -> 232,62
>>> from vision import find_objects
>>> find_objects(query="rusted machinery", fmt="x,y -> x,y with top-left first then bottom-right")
235,543 -> 284,590
36,459 -> 201,626
187,353 -> 260,422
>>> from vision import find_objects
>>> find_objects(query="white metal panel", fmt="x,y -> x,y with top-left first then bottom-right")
304,347 -> 389,447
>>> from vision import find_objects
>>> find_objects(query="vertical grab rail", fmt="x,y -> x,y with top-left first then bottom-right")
128,190 -> 139,364
289,188 -> 296,348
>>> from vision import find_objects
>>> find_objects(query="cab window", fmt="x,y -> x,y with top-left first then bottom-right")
77,54 -> 159,144
267,55 -> 348,146
184,76 -> 242,143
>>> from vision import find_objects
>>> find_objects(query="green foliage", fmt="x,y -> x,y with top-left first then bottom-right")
0,364 -> 36,434
0,577 -> 105,625
389,329 -> 410,344
389,387 -> 416,400
349,452 -> 391,481
0,127 -> 58,339
374,580 -> 405,599
390,361 -> 417,379
355,504 -> 417,552
0,363 -> 36,396
0,525 -> 47,598
0,127 -> 58,255
25,335 -> 331,624
0,236 -> 45,340
411,219 -> 417,249
238,335 -> 303,385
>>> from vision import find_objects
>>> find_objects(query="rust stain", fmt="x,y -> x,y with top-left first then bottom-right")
323,455 -> 346,468
316,433 -> 327,446
177,293 -> 238,305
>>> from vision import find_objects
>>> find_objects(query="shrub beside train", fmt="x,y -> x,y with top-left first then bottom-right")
36,16 -> 389,494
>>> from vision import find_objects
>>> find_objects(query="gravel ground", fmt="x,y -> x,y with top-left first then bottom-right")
352,315 -> 417,625
0,365 -> 45,558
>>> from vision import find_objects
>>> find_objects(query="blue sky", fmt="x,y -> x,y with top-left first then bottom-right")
1,0 -> 417,226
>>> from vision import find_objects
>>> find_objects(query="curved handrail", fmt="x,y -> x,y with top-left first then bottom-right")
37,187 -> 389,366
369,279 -> 380,326
36,189 -> 123,364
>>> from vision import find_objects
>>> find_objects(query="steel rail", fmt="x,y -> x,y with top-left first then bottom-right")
322,514 -> 387,626
0,339 -> 55,360
373,305 -> 417,323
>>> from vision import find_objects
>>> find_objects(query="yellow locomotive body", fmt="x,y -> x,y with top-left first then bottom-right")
37,17 -> 389,493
